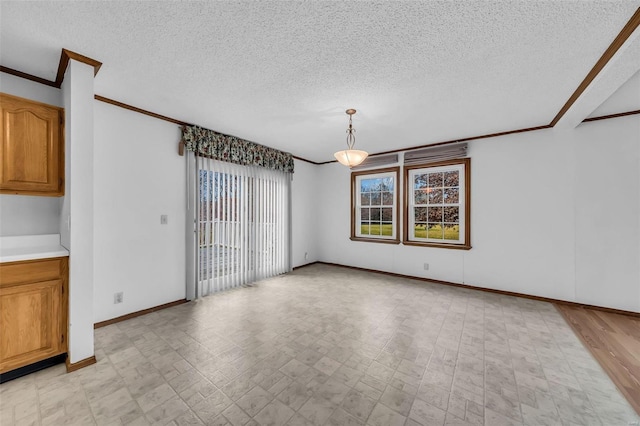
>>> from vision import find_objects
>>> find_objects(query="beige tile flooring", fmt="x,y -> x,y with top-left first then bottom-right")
1,264 -> 639,426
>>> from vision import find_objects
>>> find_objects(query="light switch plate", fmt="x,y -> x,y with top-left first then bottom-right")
161,215 -> 168,225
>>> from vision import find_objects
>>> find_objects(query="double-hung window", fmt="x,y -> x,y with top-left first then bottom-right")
404,158 -> 470,249
351,167 -> 400,244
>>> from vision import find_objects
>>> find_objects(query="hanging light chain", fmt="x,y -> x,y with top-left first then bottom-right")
346,111 -> 356,150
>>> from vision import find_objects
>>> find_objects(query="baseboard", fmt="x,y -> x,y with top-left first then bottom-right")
94,299 -> 188,329
312,261 -> 640,318
66,355 -> 96,373
292,261 -> 319,270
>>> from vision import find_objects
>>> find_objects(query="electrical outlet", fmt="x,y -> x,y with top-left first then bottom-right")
423,263 -> 429,270
114,292 -> 123,304
305,252 -> 308,260
160,215 -> 168,225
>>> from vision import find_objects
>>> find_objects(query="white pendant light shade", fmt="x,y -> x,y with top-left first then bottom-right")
334,109 -> 368,167
334,149 -> 368,167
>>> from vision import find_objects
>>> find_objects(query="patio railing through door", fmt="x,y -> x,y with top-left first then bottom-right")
187,157 -> 291,298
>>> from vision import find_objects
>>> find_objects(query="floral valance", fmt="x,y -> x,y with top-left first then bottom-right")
182,125 -> 294,174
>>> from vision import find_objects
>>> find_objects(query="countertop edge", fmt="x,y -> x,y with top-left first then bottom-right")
0,250 -> 70,264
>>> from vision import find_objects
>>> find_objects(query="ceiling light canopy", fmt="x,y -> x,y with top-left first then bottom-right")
334,109 -> 368,167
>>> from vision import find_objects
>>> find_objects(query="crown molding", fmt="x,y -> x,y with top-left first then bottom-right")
0,65 -> 58,88
94,95 -> 188,126
54,48 -> 102,87
582,109 -> 640,123
1,48 -> 101,89
292,155 -> 321,165
550,7 -> 640,127
330,124 -> 552,165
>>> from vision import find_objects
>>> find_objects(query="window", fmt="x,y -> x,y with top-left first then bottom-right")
351,167 -> 400,244
404,158 -> 470,249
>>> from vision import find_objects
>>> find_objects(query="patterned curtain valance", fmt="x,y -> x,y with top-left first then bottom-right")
182,125 -> 294,173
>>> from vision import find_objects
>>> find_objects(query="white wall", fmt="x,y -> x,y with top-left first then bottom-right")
0,72 -> 62,107
0,72 -> 62,237
291,159 -> 319,267
573,116 -> 640,312
4,70 -> 637,320
462,127 -> 576,301
316,117 -> 640,312
0,195 -> 60,236
93,100 -> 186,323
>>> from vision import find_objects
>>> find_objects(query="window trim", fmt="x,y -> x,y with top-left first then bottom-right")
351,166 -> 401,244
403,158 -> 471,250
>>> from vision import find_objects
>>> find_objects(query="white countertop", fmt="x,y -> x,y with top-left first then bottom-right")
0,234 -> 69,263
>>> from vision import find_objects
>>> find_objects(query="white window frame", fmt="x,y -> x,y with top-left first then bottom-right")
405,159 -> 470,249
351,167 -> 400,244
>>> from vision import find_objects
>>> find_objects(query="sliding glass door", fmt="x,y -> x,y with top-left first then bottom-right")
186,156 -> 291,299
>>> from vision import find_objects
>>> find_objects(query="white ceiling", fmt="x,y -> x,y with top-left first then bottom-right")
1,1 -> 639,162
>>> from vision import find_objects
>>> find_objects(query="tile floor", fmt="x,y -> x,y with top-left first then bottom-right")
1,264 -> 638,426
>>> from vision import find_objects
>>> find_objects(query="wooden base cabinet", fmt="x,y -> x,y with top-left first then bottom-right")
0,257 -> 68,374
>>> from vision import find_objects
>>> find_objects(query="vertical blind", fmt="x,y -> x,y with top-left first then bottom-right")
188,155 -> 291,299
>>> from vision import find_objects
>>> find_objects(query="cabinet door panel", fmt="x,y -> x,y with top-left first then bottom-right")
5,109 -> 53,184
0,93 -> 63,196
0,279 -> 63,373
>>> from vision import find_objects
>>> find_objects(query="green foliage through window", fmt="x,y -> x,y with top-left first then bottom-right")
352,168 -> 399,242
406,159 -> 469,248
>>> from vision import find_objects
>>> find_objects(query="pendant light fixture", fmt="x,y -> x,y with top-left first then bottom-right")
334,109 -> 368,167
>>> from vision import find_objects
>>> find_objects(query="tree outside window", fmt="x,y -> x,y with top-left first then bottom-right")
404,159 -> 470,249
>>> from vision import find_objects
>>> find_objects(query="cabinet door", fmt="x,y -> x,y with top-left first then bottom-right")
0,93 -> 64,195
0,279 -> 64,373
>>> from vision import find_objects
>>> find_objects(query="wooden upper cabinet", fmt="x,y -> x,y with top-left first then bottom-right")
0,93 -> 64,196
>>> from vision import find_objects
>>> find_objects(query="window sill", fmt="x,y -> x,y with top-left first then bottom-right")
402,240 -> 472,250
350,236 -> 401,245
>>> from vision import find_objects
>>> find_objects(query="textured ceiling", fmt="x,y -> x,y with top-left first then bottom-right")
1,1 -> 639,162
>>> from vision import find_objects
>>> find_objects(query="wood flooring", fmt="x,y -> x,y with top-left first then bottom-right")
556,304 -> 640,415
